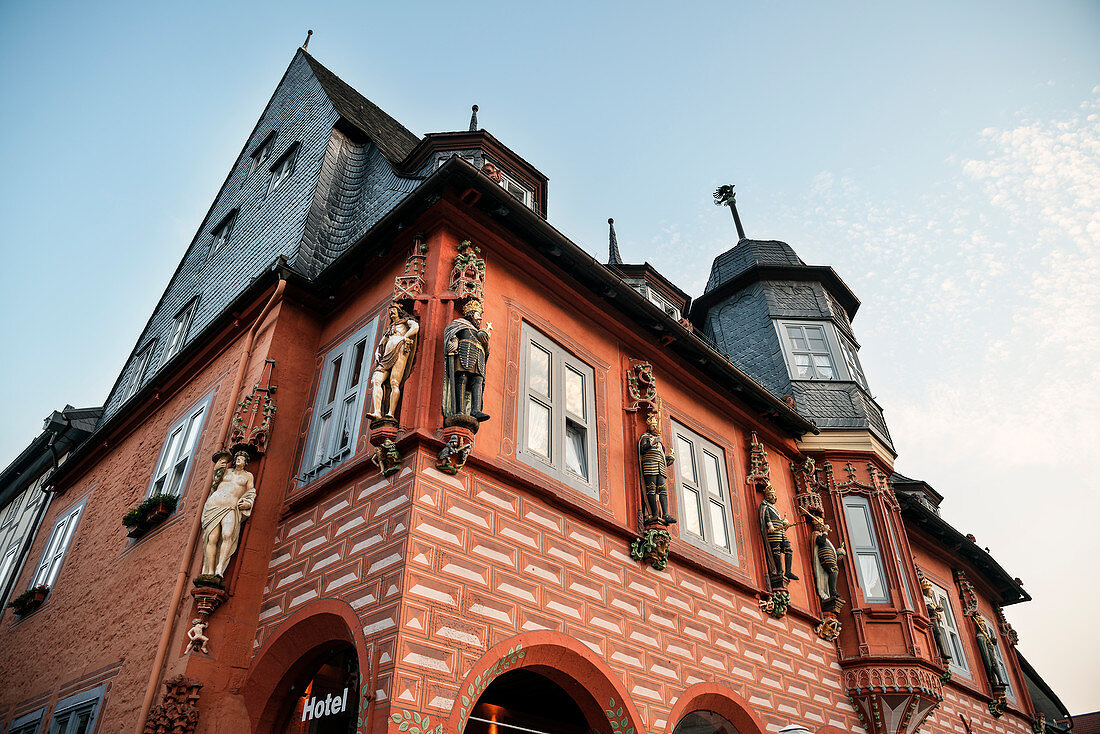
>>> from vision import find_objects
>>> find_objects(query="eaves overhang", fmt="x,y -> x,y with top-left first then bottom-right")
690,262 -> 861,325
897,491 -> 1030,606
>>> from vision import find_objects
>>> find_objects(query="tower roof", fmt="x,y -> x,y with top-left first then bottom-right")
704,238 -> 804,293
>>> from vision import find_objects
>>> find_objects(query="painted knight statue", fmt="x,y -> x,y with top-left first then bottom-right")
638,411 -> 676,526
196,444 -> 257,588
808,511 -> 846,609
759,484 -> 798,585
975,615 -> 1008,714
442,300 -> 492,426
921,577 -> 954,671
369,303 -> 419,423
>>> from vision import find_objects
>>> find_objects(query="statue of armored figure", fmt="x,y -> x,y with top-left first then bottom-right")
442,300 -> 492,423
758,484 -> 798,584
921,577 -> 954,666
808,513 -> 846,603
638,411 -> 676,525
369,303 -> 419,422
974,616 -> 1007,691
196,445 -> 257,587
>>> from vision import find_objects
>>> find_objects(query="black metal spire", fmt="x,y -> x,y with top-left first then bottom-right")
713,184 -> 746,240
469,105 -> 479,131
301,29 -> 313,51
607,218 -> 624,266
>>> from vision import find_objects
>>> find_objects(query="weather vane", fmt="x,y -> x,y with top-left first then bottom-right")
714,184 -> 746,240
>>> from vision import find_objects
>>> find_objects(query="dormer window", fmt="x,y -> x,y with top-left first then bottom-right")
267,143 -> 300,196
249,131 -> 277,174
498,170 -> 533,208
210,210 -> 237,254
776,320 -> 871,390
623,279 -> 681,320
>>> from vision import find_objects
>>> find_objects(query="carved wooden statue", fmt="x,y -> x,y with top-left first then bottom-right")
921,577 -> 954,666
975,616 -> 1007,691
442,300 -> 492,423
369,303 -> 419,422
759,484 -> 798,583
809,513 -> 845,603
197,445 -> 257,586
638,411 -> 676,525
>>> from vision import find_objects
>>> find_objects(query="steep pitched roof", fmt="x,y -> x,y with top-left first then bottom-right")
301,51 -> 420,165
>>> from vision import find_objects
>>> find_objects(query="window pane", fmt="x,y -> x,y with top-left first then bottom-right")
812,355 -> 835,378
709,500 -> 730,551
529,345 -> 550,396
158,427 -> 183,480
794,354 -> 813,378
786,326 -> 808,350
565,367 -> 584,417
312,414 -> 331,466
858,553 -> 887,599
337,396 -> 356,452
806,327 -> 828,351
702,451 -> 723,498
683,487 -> 702,537
177,410 -> 203,460
348,341 -> 367,389
166,460 -> 187,496
326,356 -> 343,404
844,502 -> 874,548
527,399 -> 550,458
676,437 -> 696,484
565,421 -> 587,479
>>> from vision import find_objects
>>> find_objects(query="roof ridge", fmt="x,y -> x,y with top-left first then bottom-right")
300,50 -> 420,166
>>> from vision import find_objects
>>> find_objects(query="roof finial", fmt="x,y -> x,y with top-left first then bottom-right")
469,104 -> 479,131
713,184 -> 746,240
301,29 -> 313,51
607,218 -> 624,266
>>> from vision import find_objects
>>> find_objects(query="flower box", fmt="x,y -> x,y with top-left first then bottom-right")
122,493 -> 179,539
7,585 -> 49,617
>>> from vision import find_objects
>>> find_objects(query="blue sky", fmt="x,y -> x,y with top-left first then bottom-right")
1,0 -> 1097,713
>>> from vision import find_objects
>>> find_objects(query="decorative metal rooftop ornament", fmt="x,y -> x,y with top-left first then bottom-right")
469,104 -> 479,131
607,218 -> 623,266
713,184 -> 747,240
301,29 -> 313,51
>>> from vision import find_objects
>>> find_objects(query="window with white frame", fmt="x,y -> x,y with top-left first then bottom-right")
267,143 -> 300,196
0,472 -> 51,602
884,515 -> 914,610
929,580 -> 971,678
982,614 -> 1016,701
46,685 -> 106,734
672,422 -> 736,559
839,337 -> 869,390
517,324 -> 598,497
210,210 -> 237,254
780,322 -> 837,379
163,298 -> 198,364
123,341 -> 156,401
249,131 -> 277,174
623,279 -> 681,320
300,319 -> 378,484
147,395 -> 211,499
842,495 -> 890,603
29,500 -> 84,590
9,708 -> 45,734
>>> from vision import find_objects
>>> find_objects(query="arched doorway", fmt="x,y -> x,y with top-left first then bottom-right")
464,669 -> 589,734
271,641 -> 359,733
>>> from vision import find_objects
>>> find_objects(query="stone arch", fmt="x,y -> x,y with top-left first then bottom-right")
447,630 -> 642,734
243,598 -> 370,733
663,682 -> 768,734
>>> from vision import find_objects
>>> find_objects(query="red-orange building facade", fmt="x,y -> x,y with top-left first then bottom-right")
0,48 -> 1057,734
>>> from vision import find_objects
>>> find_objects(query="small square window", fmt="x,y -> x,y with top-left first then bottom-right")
267,143 -> 300,196
517,324 -> 598,497
163,299 -> 198,364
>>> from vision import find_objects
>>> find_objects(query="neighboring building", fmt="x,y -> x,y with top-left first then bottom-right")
0,45 -> 1062,734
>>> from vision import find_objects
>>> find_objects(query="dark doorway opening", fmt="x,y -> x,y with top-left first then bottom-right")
275,642 -> 359,734
673,711 -> 740,734
465,669 -> 589,734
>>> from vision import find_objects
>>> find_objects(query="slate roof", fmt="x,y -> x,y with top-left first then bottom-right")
302,51 -> 420,166
704,239 -> 805,293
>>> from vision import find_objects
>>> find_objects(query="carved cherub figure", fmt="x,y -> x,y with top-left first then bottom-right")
187,618 -> 210,654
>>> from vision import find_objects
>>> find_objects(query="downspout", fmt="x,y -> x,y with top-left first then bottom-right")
136,278 -> 285,733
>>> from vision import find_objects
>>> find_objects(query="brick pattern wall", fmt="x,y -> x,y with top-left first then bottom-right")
103,52 -> 340,423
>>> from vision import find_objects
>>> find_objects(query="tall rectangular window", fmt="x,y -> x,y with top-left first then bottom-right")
672,422 -> 736,559
842,496 -> 890,603
0,472 -> 51,603
163,298 -> 198,363
147,395 -> 211,499
300,319 -> 377,484
267,142 -> 300,196
517,324 -> 598,498
30,501 -> 84,589
929,580 -> 971,679
123,341 -> 156,401
46,685 -> 105,734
